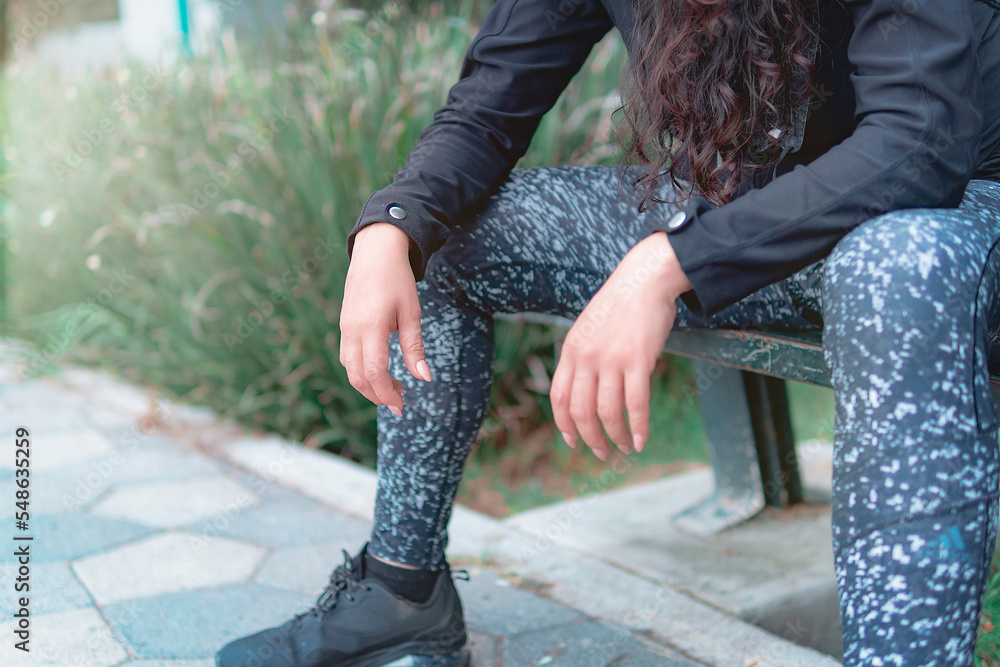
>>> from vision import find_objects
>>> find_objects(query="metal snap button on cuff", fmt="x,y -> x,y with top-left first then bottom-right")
665,210 -> 690,232
387,205 -> 407,220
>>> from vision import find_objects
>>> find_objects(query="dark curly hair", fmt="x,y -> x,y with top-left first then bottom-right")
618,0 -> 819,209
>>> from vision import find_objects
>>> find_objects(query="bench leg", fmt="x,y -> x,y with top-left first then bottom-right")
743,373 -> 804,508
674,363 -> 806,534
673,362 -> 767,535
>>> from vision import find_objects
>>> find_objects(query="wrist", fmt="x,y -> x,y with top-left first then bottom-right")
355,221 -> 413,256
646,231 -> 693,297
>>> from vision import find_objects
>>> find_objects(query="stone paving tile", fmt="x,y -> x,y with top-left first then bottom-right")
89,475 -> 258,528
0,561 -> 92,616
218,435 -> 379,520
102,583 -> 312,660
455,568 -> 585,637
468,630 -> 502,667
74,532 -> 266,604
123,661 -> 215,667
97,435 -> 223,479
42,441 -> 225,511
1,378 -> 92,409
0,512 -> 153,562
0,427 -> 115,473
0,404 -> 91,435
111,440 -> 225,482
225,466 -> 330,506
0,606 -> 129,666
254,541 -> 373,595
13,469 -> 96,516
503,619 -> 692,667
57,368 -> 158,415
208,495 -> 372,548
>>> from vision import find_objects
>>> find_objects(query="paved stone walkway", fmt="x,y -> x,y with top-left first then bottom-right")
0,349 -> 696,667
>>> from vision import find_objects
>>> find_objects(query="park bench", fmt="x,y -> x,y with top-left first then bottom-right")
498,313 -> 1000,536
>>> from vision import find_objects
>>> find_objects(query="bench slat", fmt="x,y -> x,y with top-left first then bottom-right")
663,329 -> 830,387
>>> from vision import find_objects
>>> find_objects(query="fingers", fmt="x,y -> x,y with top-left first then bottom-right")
597,372 -> 632,454
550,356 -> 577,449
341,337 -> 381,406
397,296 -> 432,383
570,370 -> 609,461
553,355 -> 631,461
341,329 -> 409,413
361,326 -> 405,416
624,371 -> 650,453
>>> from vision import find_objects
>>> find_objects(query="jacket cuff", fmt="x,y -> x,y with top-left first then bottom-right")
347,191 -> 439,281
639,195 -> 719,318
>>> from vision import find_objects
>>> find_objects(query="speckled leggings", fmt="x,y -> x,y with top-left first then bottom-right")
368,166 -> 1000,666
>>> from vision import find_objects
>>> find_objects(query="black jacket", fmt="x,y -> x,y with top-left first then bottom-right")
346,0 -> 1000,317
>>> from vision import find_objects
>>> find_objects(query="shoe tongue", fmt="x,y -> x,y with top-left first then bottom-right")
353,543 -> 369,579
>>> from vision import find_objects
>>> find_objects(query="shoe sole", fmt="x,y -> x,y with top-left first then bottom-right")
215,646 -> 470,667
349,645 -> 471,667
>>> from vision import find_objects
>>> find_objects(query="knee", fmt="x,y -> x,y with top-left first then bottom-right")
822,209 -> 983,332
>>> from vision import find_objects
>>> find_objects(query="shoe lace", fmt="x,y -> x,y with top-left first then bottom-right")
292,549 -> 366,628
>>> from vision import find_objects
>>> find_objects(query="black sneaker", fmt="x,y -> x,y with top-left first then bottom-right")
216,543 -> 470,667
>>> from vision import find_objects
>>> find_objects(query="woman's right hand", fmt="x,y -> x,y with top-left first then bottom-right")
340,222 -> 433,416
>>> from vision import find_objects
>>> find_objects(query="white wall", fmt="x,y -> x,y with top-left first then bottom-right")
20,0 -> 221,74
118,0 -> 183,61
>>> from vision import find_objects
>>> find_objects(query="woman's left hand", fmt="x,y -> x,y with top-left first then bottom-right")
550,231 -> 692,461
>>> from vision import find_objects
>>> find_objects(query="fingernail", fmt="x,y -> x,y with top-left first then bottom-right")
389,405 -> 402,417
417,360 -> 433,382
633,434 -> 645,452
560,431 -> 575,448
595,449 -> 608,462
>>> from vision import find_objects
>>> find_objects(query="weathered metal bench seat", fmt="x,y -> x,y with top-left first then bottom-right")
497,313 -> 1000,535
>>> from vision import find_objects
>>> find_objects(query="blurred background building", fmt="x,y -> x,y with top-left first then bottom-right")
5,0 -> 291,72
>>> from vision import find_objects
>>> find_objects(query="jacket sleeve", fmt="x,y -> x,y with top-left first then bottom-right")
346,0 -> 614,280
654,0 -> 984,318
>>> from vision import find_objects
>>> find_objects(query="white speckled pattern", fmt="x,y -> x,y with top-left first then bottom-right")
822,180 -> 1000,666
367,166 -> 1000,666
